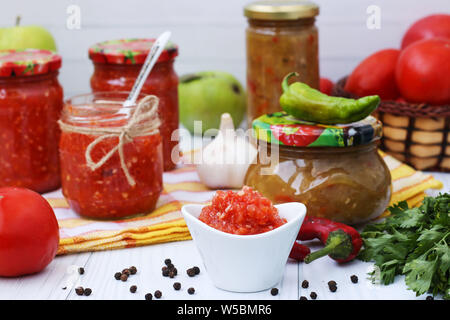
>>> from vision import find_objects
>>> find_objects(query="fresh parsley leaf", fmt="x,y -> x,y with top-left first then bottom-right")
358,193 -> 450,299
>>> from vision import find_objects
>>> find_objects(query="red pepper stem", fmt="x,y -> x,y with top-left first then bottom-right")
304,234 -> 347,264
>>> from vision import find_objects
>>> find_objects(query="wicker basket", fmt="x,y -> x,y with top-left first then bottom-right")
333,77 -> 450,172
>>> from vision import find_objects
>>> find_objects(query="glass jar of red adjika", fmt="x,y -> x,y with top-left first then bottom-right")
59,92 -> 163,219
0,49 -> 63,193
89,39 -> 179,171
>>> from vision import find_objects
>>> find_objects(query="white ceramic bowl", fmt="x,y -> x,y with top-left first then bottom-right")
182,202 -> 306,293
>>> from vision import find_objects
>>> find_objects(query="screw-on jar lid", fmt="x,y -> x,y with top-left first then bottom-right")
244,1 -> 319,20
252,112 -> 382,148
89,38 -> 178,65
0,49 -> 62,77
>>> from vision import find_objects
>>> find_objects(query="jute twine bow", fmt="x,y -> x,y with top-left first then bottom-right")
59,95 -> 161,186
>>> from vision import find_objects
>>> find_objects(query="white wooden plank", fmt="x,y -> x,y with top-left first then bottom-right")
0,252 -> 91,300
63,240 -> 298,300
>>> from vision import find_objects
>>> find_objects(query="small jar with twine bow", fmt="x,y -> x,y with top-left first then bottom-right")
58,92 -> 164,219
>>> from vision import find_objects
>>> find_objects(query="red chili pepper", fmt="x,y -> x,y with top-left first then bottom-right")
289,242 -> 310,261
289,216 -> 363,264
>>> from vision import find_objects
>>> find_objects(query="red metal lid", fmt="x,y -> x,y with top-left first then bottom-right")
88,38 -> 178,65
0,49 -> 62,77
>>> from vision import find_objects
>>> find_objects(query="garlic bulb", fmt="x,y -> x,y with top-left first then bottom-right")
196,113 -> 257,189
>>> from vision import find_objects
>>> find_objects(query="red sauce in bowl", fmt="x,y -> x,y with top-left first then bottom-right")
199,186 -> 286,235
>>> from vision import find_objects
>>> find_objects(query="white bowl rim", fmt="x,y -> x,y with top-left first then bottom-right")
182,202 -> 306,241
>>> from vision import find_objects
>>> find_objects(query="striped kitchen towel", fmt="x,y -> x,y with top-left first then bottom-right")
46,151 -> 442,255
46,167 -> 215,255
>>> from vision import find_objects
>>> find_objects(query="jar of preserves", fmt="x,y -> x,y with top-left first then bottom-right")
89,39 -> 179,171
0,49 -> 63,193
245,112 -> 392,224
244,1 -> 320,125
59,92 -> 163,219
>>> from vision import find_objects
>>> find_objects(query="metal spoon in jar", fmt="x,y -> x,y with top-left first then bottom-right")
121,31 -> 172,115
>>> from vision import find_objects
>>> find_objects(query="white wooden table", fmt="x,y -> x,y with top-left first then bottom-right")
0,173 -> 448,300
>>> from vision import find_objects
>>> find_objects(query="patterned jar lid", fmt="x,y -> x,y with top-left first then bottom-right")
252,112 -> 382,147
88,38 -> 178,65
0,49 -> 62,77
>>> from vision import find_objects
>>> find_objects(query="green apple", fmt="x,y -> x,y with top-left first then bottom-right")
0,16 -> 57,51
179,71 -> 246,134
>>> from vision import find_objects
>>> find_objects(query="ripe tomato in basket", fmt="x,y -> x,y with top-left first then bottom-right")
396,38 -> 450,105
401,14 -> 450,49
0,187 -> 59,277
320,78 -> 334,95
344,49 -> 400,100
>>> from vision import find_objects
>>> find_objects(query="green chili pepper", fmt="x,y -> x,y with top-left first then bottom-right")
280,72 -> 380,124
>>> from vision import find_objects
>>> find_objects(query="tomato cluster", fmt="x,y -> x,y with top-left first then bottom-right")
345,14 -> 450,105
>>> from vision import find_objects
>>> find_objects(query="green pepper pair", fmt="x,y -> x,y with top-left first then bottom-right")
279,72 -> 380,124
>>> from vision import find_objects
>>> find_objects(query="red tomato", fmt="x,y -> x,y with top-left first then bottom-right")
401,14 -> 450,49
320,78 -> 334,95
0,187 -> 59,277
396,38 -> 450,105
345,49 -> 400,100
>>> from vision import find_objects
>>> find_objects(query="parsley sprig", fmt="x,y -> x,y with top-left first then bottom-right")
359,193 -> 450,299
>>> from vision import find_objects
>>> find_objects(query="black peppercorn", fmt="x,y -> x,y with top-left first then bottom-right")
328,280 -> 338,292
426,296 -> 434,300
162,268 -> 169,277
270,288 -> 279,296
114,272 -> 122,280
187,287 -> 195,295
299,296 -> 308,300
187,268 -> 196,277
130,285 -> 137,293
154,290 -> 162,299
193,266 -> 200,275
310,292 -> 317,300
122,268 -> 131,276
350,275 -> 358,283
129,266 -> 137,275
145,293 -> 153,300
75,287 -> 84,296
78,267 -> 85,275
84,288 -> 92,296
301,280 -> 309,289
164,258 -> 171,266
173,282 -> 181,291
120,274 -> 128,282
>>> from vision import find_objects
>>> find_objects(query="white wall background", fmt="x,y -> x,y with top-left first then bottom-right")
1,0 -> 449,97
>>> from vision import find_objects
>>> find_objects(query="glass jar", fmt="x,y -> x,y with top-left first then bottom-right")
244,1 -> 320,125
245,113 -> 392,224
0,49 -> 63,193
59,92 -> 163,219
89,39 -> 179,171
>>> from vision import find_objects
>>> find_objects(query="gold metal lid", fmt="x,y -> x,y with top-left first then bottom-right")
244,1 -> 319,20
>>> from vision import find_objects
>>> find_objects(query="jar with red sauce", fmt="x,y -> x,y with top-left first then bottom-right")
89,39 -> 179,171
0,49 -> 63,193
59,92 -> 163,219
